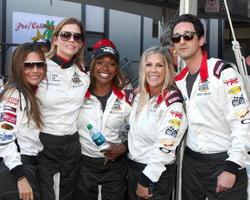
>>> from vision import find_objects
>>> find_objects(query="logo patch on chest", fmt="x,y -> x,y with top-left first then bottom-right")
197,80 -> 211,96
72,72 -> 82,85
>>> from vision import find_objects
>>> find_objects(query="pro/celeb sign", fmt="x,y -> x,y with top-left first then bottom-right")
12,11 -> 64,43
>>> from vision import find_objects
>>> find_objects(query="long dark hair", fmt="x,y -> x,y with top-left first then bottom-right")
0,43 -> 47,128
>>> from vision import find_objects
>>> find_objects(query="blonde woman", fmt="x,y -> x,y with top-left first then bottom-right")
36,18 -> 90,200
127,46 -> 187,200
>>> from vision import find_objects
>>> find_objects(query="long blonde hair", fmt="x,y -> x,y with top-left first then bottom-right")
136,46 -> 176,115
46,17 -> 85,70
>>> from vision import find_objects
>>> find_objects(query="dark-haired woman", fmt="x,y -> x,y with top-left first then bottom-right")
0,43 -> 46,200
36,17 -> 90,200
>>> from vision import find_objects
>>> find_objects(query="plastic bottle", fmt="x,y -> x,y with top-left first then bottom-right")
87,124 -> 110,151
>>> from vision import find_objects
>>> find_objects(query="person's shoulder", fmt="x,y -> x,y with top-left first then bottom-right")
164,88 -> 184,107
121,89 -> 136,106
208,58 -> 237,79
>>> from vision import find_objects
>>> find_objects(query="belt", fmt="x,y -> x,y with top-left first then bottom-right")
185,146 -> 228,161
21,155 -> 38,165
40,132 -> 79,145
81,154 -> 126,165
128,159 -> 176,172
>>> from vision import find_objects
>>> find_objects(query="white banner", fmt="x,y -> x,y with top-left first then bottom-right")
12,11 -> 64,44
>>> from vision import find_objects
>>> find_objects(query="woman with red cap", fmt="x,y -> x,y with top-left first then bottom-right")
75,39 -> 134,200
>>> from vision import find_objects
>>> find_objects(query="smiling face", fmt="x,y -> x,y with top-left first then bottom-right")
23,52 -> 46,86
54,23 -> 83,60
172,22 -> 204,62
145,53 -> 166,95
93,55 -> 118,87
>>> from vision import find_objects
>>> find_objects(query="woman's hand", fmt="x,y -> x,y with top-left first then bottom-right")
103,143 -> 127,160
17,177 -> 34,200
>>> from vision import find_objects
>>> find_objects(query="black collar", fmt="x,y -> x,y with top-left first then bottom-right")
51,54 -> 74,69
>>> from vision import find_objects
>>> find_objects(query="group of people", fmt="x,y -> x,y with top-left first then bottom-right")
0,13 -> 249,200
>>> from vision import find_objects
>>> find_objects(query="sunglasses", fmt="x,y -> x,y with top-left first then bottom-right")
24,61 -> 46,70
58,31 -> 84,43
171,32 -> 198,43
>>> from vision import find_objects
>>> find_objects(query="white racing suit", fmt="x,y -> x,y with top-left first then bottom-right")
128,88 -> 187,200
36,57 -> 90,200
0,88 -> 42,199
175,52 -> 250,199
76,87 -> 134,200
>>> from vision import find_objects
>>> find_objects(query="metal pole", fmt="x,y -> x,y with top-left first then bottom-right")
1,0 -> 7,77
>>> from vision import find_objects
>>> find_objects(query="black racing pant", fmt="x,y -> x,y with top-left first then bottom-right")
0,155 -> 40,200
127,159 -> 176,200
75,154 -> 127,200
37,132 -> 81,200
182,147 -> 248,200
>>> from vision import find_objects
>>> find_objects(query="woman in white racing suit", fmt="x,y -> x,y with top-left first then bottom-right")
0,43 -> 46,200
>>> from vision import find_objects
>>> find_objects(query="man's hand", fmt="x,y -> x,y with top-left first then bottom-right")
136,183 -> 153,199
103,143 -> 126,160
216,171 -> 236,193
17,177 -> 34,200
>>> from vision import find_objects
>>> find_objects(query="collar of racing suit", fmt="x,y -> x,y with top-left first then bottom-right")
85,85 -> 124,100
51,54 -> 74,69
175,51 -> 209,82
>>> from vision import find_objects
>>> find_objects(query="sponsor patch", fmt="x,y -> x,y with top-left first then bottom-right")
228,86 -> 241,95
6,97 -> 19,106
224,77 -> 239,86
3,112 -> 17,124
241,118 -> 250,124
232,94 -> 246,107
0,113 -> 5,122
0,133 -> 13,143
3,106 -> 16,113
149,102 -> 158,112
159,147 -> 171,153
197,80 -> 211,96
47,74 -> 61,85
165,126 -> 177,137
170,110 -> 183,119
235,108 -> 249,119
1,123 -> 14,130
169,119 -> 181,128
111,99 -> 122,111
160,138 -> 175,147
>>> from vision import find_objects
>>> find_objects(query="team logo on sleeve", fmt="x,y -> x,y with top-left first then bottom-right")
0,133 -> 13,144
231,94 -> 246,107
241,118 -> 250,124
228,86 -> 241,95
1,123 -> 14,130
224,77 -> 239,86
165,126 -> 177,137
3,112 -> 17,124
170,110 -> 183,119
3,106 -> 16,113
235,108 -> 249,119
169,119 -> 181,128
6,97 -> 19,106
